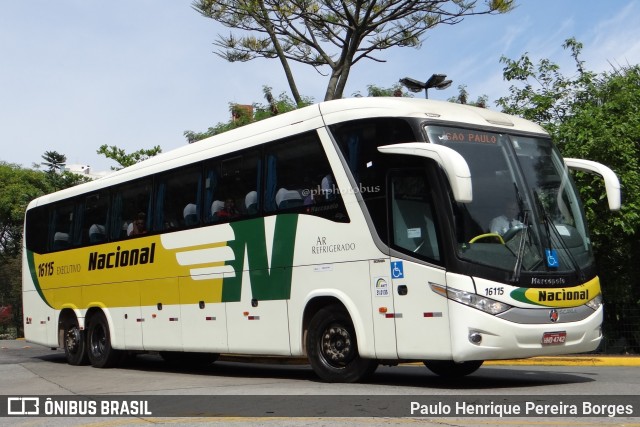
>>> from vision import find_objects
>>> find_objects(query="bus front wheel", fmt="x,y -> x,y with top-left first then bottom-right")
307,305 -> 378,383
63,320 -> 88,366
87,311 -> 121,368
423,360 -> 483,377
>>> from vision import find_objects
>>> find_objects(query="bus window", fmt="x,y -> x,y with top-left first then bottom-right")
155,166 -> 202,231
25,206 -> 48,254
330,118 -> 417,240
265,132 -> 348,221
49,202 -> 76,251
83,192 -> 109,245
206,151 -> 260,223
389,172 -> 441,263
110,179 -> 152,240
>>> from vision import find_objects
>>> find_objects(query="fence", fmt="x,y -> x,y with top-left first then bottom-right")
599,303 -> 640,354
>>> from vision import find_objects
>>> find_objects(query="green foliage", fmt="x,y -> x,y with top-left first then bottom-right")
0,162 -> 51,259
448,84 -> 489,107
97,145 -> 163,170
184,86 -> 313,143
0,162 -> 52,337
355,83 -> 410,97
0,159 -> 94,337
496,39 -> 640,350
194,0 -> 514,101
46,170 -> 93,192
0,256 -> 21,337
41,150 -> 67,173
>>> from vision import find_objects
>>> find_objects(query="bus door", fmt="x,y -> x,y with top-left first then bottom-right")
387,171 -> 452,359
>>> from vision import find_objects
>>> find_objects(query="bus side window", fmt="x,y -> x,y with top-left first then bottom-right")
265,131 -> 348,221
155,166 -> 202,230
25,207 -> 48,254
49,202 -> 76,251
83,192 -> 109,245
330,118 -> 417,242
111,179 -> 152,240
390,173 -> 441,263
210,151 -> 260,221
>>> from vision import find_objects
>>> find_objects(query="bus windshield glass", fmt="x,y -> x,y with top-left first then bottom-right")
425,125 -> 594,277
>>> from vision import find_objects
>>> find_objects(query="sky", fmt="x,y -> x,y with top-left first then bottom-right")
1,0 -> 639,173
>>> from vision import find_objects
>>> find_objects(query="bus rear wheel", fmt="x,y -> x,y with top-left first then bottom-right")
307,305 -> 378,383
423,360 -> 483,377
63,320 -> 88,366
87,311 -> 121,368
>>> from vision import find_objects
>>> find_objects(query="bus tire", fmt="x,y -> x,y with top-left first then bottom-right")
423,360 -> 483,377
87,311 -> 121,368
63,320 -> 88,366
307,305 -> 378,383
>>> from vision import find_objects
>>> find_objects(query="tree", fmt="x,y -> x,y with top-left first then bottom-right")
184,86 -> 313,143
193,0 -> 514,102
0,162 -> 51,260
38,151 -> 92,191
0,161 -> 96,337
41,150 -> 66,173
356,82 -> 410,97
0,162 -> 56,337
496,39 -> 640,352
448,84 -> 488,107
97,145 -> 163,170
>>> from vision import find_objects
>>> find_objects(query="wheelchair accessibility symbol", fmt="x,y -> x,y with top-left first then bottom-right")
391,261 -> 404,279
545,249 -> 559,268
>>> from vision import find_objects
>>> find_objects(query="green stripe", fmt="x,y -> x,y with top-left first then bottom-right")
222,214 -> 298,302
26,250 -> 53,308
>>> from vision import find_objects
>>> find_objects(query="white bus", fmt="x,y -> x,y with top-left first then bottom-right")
23,98 -> 620,382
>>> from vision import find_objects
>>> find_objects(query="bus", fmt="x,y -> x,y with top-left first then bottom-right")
23,98 -> 621,382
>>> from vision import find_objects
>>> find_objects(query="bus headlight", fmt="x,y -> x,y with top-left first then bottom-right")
585,294 -> 603,311
430,283 -> 512,315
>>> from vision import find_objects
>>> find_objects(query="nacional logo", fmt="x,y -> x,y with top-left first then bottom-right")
509,277 -> 601,308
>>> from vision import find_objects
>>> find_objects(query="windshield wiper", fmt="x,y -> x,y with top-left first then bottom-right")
533,190 -> 585,281
509,183 -> 530,285
510,210 -> 530,285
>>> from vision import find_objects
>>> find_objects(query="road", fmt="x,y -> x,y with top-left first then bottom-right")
1,340 -> 639,426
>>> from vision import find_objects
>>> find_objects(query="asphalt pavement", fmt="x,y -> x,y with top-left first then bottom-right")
2,339 -> 639,366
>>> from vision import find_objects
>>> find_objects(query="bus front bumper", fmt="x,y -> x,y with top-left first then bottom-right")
447,301 -> 603,362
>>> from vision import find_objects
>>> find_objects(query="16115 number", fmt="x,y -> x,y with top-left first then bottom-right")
38,262 -> 54,277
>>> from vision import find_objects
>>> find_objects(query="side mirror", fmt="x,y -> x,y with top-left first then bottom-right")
378,143 -> 472,203
564,158 -> 621,211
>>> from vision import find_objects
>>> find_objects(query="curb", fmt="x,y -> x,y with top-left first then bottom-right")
483,356 -> 640,367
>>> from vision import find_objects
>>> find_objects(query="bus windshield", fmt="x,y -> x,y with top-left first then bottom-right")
425,125 -> 594,277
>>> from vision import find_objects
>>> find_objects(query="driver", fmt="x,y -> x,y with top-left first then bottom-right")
490,200 -> 522,236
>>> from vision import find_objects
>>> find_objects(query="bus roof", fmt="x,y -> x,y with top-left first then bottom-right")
27,98 -> 547,209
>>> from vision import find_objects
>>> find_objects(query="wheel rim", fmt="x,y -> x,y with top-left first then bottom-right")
319,323 -> 354,368
90,323 -> 106,358
65,326 -> 81,354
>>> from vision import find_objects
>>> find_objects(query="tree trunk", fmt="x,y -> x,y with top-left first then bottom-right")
257,0 -> 302,105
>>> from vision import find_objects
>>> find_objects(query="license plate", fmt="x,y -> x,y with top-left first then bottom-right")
542,331 -> 566,345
